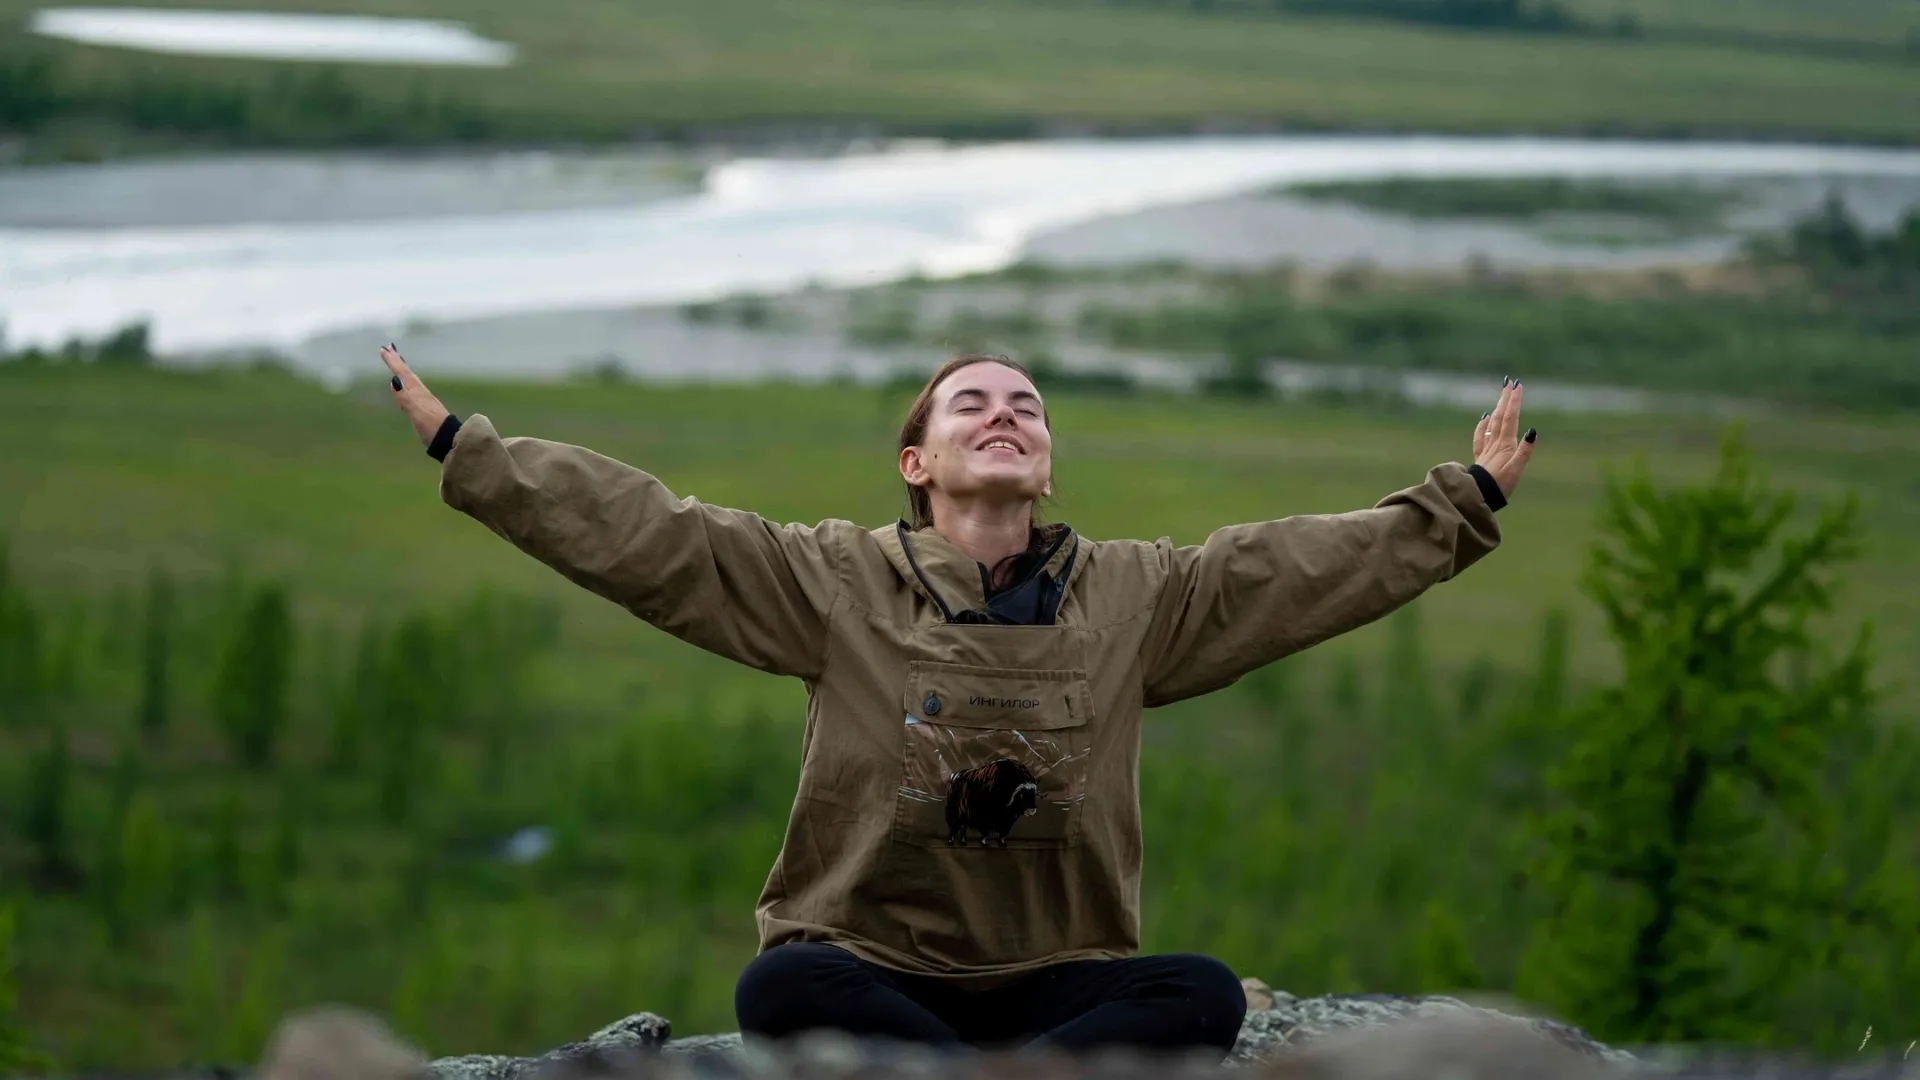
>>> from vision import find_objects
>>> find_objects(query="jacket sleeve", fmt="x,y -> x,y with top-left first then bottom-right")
438,413 -> 843,680
1138,462 -> 1501,707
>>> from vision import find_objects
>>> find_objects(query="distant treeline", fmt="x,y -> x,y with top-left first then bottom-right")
1762,191 -> 1920,293
1087,0 -> 1615,35
1076,0 -> 1920,64
0,322 -> 152,366
0,34 -> 518,158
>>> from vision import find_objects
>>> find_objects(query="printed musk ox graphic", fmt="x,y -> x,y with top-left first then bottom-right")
945,758 -> 1040,847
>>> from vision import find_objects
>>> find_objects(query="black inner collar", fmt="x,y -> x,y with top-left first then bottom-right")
896,522 -> 1076,627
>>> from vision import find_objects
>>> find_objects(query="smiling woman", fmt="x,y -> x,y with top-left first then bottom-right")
376,343 -> 1534,1057
26,6 -> 515,65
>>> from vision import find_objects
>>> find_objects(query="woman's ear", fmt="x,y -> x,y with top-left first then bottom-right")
899,446 -> 930,487
1042,479 -> 1053,498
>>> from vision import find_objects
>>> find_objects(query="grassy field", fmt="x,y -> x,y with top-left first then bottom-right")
4,0 -> 1920,159
3,360 -> 1917,1068
3,361 -> 1917,709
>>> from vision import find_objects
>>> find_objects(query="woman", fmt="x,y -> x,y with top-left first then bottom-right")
378,345 -> 1536,1060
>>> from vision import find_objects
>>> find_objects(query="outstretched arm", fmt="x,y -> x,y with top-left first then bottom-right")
380,346 -> 843,680
1139,379 -> 1536,707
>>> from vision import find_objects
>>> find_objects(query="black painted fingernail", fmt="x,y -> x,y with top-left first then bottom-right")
1501,376 -> 1510,386
391,374 -> 403,391
1525,427 -> 1537,443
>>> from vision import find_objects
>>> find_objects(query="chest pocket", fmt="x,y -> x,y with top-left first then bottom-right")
893,661 -> 1092,850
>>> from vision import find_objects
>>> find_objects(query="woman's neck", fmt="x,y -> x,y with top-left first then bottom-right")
929,498 -> 1033,588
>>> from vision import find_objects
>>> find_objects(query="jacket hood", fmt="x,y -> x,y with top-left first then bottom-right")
876,520 -> 1086,625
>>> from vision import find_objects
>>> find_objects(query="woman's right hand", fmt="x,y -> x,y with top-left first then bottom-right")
380,344 -> 452,450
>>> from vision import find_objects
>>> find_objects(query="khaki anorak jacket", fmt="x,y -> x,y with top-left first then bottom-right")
438,413 -> 1502,987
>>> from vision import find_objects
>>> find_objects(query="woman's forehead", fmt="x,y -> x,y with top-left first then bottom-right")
937,363 -> 1042,407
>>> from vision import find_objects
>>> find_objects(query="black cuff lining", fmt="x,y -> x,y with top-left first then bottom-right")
427,413 -> 462,463
1468,463 -> 1507,513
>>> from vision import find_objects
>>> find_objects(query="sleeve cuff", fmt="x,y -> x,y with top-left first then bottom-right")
1467,463 -> 1507,513
428,413 -> 462,463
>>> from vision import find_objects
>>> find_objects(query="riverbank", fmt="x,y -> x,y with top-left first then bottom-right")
10,135 -> 1920,361
261,180 -> 1917,416
287,260 -> 1779,419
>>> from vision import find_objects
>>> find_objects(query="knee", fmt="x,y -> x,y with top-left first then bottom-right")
734,942 -> 851,1038
1170,954 -> 1249,1052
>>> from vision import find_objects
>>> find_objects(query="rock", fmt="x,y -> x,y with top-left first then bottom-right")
1250,1008 -> 1630,1080
427,1014 -> 671,1080
1625,1046 -> 1920,1080
232,990 -> 1920,1080
551,1034 -> 1244,1080
256,1005 -> 429,1080
658,1033 -> 745,1060
429,1055 -> 537,1080
1228,991 -> 1637,1068
405,988 -> 1633,1078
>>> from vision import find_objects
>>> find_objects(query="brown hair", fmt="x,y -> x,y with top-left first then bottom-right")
897,354 -> 1052,531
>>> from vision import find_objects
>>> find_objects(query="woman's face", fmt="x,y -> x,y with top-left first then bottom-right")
902,363 -> 1053,508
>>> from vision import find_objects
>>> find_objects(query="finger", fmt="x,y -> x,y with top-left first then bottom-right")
1504,379 -> 1525,443
1490,376 -> 1516,444
1484,378 -> 1507,442
381,343 -> 420,380
380,344 -> 421,394
1472,411 -> 1490,459
1500,427 -> 1537,493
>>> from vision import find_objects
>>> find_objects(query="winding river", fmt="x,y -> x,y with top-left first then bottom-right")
5,134 -> 1920,359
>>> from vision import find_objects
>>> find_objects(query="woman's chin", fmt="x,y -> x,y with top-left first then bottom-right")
947,477 -> 1045,507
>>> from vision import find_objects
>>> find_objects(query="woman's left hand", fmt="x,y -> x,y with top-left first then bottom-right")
380,344 -> 452,450
1473,377 -> 1537,499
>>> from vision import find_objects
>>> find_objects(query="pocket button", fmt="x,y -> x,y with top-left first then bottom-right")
923,693 -> 943,717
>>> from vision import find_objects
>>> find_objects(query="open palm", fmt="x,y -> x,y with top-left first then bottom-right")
1473,377 -> 1536,498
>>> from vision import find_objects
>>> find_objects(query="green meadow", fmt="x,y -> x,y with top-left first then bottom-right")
5,361 -> 1917,705
2,357 -> 1917,1069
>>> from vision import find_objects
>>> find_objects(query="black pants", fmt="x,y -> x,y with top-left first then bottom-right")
734,942 -> 1247,1058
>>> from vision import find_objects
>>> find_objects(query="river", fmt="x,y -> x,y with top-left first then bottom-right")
4,134 -> 1920,369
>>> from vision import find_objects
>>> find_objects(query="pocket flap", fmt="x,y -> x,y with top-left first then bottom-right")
903,661 -> 1088,731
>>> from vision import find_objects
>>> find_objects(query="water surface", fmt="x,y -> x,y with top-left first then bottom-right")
6,135 -> 1920,358
28,7 -> 515,65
